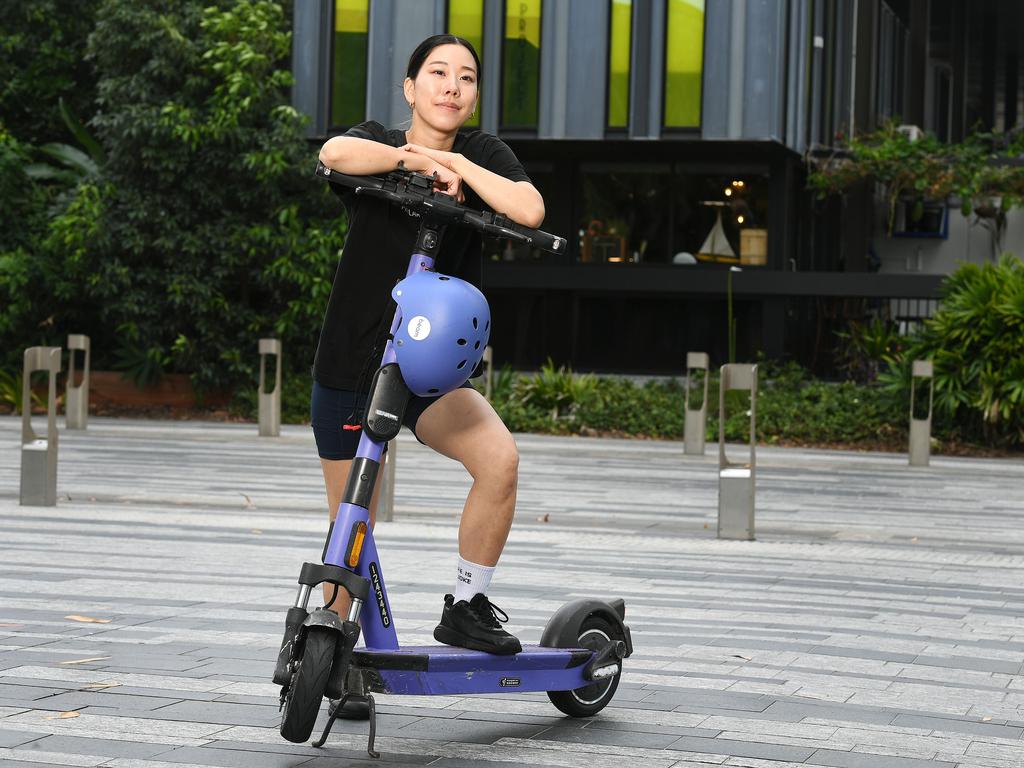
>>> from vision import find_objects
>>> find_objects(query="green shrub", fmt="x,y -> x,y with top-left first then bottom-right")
880,254 -> 1024,446
31,0 -> 347,392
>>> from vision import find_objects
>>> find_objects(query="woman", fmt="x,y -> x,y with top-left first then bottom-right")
314,35 -> 544,660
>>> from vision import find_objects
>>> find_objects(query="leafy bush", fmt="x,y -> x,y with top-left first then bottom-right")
880,254 -> 1024,446
9,0 -> 347,392
471,360 -> 907,446
0,0 -> 101,146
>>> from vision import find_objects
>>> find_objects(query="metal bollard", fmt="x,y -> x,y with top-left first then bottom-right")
482,345 -> 494,400
717,363 -> 758,541
377,440 -> 397,522
684,352 -> 710,455
909,359 -> 933,467
65,334 -> 90,430
21,347 -> 61,506
258,338 -> 282,437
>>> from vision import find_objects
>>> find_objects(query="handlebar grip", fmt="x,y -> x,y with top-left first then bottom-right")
315,162 -> 385,192
524,228 -> 567,254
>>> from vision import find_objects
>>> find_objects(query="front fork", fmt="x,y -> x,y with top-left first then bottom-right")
273,562 -> 369,700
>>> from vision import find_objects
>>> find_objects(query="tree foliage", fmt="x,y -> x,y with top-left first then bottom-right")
0,0 -> 101,145
0,0 -> 345,391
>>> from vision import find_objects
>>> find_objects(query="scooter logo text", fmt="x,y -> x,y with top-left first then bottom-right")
369,562 -> 390,627
499,677 -> 520,687
408,315 -> 431,341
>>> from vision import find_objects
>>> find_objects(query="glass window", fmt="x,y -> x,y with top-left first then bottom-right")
502,0 -> 542,129
670,172 -> 770,267
608,0 -> 632,128
664,0 -> 705,128
448,0 -> 484,127
577,165 -> 671,263
331,0 -> 370,127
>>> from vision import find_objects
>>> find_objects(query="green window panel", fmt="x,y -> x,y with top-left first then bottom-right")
608,0 -> 631,128
331,0 -> 369,128
448,0 -> 484,127
502,0 -> 542,129
664,0 -> 704,128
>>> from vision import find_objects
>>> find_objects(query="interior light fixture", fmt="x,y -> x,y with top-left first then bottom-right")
724,188 -> 733,197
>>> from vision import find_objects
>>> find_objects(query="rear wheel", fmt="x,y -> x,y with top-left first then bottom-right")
547,615 -> 621,717
280,627 -> 336,743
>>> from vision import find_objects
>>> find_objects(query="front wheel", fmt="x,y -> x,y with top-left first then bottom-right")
547,615 -> 621,717
280,627 -> 336,743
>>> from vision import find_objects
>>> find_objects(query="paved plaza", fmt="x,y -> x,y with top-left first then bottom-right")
1,415 -> 1023,768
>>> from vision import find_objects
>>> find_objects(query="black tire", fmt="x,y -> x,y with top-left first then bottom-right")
280,627 -> 336,743
547,615 -> 622,717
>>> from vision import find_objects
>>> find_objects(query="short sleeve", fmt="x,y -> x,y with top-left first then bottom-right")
479,135 -> 532,184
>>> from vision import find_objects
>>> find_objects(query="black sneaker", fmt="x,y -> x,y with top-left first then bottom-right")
433,593 -> 522,655
327,696 -> 370,720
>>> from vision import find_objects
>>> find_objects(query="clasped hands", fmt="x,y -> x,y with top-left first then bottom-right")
399,143 -> 465,201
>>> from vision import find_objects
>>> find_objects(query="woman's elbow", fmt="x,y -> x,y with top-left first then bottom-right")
318,138 -> 343,168
521,196 -> 546,228
522,206 -> 545,229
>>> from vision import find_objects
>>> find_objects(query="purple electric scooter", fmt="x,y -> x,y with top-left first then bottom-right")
272,163 -> 633,758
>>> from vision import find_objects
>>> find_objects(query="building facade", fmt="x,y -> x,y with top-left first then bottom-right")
293,0 -> 1023,374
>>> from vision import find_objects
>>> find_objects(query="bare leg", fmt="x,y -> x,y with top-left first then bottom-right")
414,388 -> 518,567
320,456 -> 383,614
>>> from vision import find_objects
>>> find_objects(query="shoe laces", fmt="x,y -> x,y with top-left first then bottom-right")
471,597 -> 509,629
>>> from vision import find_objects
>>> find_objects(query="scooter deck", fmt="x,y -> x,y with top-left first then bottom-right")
353,644 -> 595,696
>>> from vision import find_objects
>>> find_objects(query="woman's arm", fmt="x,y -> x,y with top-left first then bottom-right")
451,157 -> 545,228
400,144 -> 545,228
319,137 -> 462,196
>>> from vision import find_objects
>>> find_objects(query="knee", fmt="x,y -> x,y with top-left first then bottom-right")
470,438 -> 519,492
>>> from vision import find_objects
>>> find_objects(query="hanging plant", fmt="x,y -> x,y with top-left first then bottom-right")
806,123 -> 1024,239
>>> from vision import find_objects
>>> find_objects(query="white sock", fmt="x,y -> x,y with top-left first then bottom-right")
454,556 -> 495,604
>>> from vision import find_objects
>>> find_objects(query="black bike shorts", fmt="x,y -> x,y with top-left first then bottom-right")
310,379 -> 472,460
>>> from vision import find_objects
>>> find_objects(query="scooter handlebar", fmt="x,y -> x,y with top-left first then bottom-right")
315,162 -> 566,255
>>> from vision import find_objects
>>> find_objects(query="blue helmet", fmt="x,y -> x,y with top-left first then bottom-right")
391,271 -> 490,397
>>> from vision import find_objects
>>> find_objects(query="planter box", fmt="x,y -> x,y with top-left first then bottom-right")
89,371 -> 227,408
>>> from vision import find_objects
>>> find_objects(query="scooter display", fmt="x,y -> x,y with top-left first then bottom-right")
271,162 -> 633,758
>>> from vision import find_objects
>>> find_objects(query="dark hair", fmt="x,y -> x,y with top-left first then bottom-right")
406,34 -> 482,81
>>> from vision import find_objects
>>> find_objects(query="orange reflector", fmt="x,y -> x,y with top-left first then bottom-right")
347,521 -> 367,568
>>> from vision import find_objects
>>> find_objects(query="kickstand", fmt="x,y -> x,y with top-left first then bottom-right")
311,693 -> 380,759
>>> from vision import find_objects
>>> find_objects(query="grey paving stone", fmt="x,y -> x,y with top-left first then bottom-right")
135,700 -> 281,727
28,691 -> 180,713
664,735 -> 815,762
23,734 -> 169,759
395,718 -> 549,744
3,419 -> 1024,767
535,724 -> 679,749
0,729 -> 45,748
910,654 -> 1022,675
762,701 -> 897,726
585,720 -> 722,739
642,690 -> 775,712
807,748 -> 958,768
147,745 -> 315,768
890,713 -> 1024,739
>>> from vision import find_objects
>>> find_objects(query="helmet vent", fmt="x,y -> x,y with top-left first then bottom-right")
484,320 -> 490,331
474,341 -> 480,350
457,338 -> 467,346
439,276 -> 450,281
472,317 -> 478,329
428,387 -> 440,394
457,360 -> 467,370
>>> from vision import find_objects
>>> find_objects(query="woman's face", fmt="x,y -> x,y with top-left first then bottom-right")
405,43 -> 479,132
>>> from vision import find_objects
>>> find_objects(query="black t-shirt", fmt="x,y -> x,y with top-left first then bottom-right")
313,121 -> 532,390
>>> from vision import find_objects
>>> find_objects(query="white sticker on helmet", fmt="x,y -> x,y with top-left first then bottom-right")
408,316 -> 431,341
